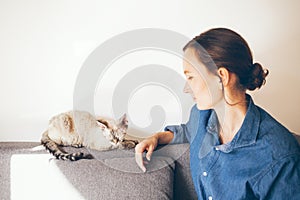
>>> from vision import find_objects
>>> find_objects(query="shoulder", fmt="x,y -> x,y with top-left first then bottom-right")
251,150 -> 300,199
256,106 -> 300,158
251,107 -> 300,197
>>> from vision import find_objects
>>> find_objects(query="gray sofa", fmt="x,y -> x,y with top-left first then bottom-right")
1,134 -> 299,200
0,142 -> 197,200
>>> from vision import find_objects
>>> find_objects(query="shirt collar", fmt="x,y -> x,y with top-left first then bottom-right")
207,94 -> 260,153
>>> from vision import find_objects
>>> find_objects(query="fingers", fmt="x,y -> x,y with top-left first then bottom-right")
146,145 -> 154,161
135,138 -> 157,172
135,143 -> 147,172
135,152 -> 146,172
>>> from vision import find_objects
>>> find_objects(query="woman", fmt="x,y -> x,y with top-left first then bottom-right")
135,28 -> 300,199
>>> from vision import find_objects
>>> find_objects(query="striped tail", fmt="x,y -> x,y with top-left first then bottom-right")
41,131 -> 89,161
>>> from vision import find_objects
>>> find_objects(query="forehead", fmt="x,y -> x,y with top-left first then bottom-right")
183,48 -> 207,75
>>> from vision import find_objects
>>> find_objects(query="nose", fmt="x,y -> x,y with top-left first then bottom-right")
183,82 -> 191,93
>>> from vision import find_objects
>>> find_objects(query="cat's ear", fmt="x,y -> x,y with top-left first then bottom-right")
97,120 -> 108,130
118,113 -> 128,129
97,118 -> 110,127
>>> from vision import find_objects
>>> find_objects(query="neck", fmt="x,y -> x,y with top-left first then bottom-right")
214,93 -> 248,144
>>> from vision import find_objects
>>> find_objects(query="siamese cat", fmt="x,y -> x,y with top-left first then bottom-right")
41,111 -> 138,161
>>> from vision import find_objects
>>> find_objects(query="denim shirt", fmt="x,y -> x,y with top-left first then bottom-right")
165,95 -> 300,200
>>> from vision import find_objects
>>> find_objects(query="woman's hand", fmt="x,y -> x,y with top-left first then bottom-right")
135,131 -> 174,172
135,135 -> 158,172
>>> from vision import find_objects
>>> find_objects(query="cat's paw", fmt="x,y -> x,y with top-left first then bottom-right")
119,139 -> 139,149
71,144 -> 83,148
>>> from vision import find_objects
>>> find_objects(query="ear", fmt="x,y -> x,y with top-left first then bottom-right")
217,67 -> 230,87
118,113 -> 128,129
97,120 -> 108,130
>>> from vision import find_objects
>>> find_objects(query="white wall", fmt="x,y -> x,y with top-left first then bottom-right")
0,0 -> 299,141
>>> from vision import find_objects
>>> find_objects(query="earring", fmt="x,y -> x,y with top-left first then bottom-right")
219,79 -> 223,90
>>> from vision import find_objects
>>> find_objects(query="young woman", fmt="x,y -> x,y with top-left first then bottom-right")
135,28 -> 300,199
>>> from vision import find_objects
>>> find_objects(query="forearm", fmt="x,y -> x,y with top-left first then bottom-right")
153,131 -> 174,145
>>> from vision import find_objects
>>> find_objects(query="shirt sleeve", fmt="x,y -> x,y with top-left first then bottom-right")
252,153 -> 300,199
164,104 -> 200,144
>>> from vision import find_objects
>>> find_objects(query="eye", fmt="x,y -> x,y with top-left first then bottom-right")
187,76 -> 193,80
112,129 -> 117,135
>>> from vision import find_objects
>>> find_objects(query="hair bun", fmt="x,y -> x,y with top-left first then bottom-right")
246,62 -> 269,91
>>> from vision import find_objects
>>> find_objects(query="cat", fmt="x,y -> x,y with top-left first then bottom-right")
41,111 -> 138,161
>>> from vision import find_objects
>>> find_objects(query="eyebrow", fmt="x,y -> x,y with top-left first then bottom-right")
184,70 -> 191,75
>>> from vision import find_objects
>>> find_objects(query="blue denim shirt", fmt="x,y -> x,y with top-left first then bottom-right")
165,95 -> 300,200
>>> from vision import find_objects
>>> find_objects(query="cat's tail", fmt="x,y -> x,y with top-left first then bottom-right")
41,131 -> 89,161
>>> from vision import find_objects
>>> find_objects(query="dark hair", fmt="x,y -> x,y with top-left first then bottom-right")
183,28 -> 269,91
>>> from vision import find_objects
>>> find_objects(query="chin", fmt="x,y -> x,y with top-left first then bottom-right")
196,102 -> 212,110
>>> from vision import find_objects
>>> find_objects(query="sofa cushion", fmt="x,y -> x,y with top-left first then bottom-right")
55,156 -> 175,200
0,142 -> 175,200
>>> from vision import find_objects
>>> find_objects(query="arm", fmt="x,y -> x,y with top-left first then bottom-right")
155,130 -> 175,144
164,104 -> 201,144
252,154 -> 300,199
135,104 -> 200,172
164,124 -> 189,144
135,131 -> 174,172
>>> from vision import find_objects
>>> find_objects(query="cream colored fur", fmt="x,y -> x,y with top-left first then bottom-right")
46,111 -> 126,150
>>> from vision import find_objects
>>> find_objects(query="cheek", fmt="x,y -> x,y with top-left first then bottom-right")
191,78 -> 207,95
102,129 -> 110,137
194,79 -> 217,109
207,79 -> 223,99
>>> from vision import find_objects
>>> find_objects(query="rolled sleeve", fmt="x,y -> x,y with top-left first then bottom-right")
164,104 -> 201,144
164,124 -> 189,144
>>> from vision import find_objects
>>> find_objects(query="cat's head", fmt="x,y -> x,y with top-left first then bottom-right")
97,114 -> 128,143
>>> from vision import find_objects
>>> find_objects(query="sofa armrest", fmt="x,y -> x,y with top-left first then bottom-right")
153,144 -> 197,200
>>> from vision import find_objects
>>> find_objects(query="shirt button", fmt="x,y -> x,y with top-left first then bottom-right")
202,171 -> 208,177
215,147 -> 219,151
208,196 -> 213,200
